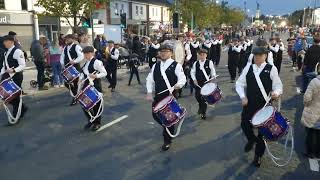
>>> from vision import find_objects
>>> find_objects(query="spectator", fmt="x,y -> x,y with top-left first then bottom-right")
93,35 -> 102,53
301,66 -> 320,159
294,34 -> 307,71
49,40 -> 64,88
132,36 -> 142,59
59,34 -> 65,47
101,35 -> 108,50
79,34 -> 90,48
30,37 -> 48,90
128,53 -> 141,86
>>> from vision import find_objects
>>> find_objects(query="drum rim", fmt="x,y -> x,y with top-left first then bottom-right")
77,86 -> 102,110
153,96 -> 174,112
251,105 -> 276,127
200,82 -> 218,96
0,78 -> 22,103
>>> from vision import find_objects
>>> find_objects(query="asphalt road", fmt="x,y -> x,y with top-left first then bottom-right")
0,32 -> 319,180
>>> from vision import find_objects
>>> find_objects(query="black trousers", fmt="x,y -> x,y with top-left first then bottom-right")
1,73 -> 26,118
241,106 -> 265,157
238,55 -> 246,74
83,100 -> 102,125
152,92 -> 178,144
106,69 -> 117,88
274,59 -> 282,73
228,59 -> 239,80
64,78 -> 79,98
305,127 -> 320,157
128,67 -> 140,85
195,86 -> 207,115
34,61 -> 45,88
297,55 -> 303,71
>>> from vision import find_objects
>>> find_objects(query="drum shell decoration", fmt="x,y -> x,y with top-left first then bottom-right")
62,65 -> 80,83
0,79 -> 21,103
201,83 -> 222,105
252,106 -> 289,141
153,96 -> 186,127
76,85 -> 102,111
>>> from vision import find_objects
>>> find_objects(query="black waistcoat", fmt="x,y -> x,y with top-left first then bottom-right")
269,45 -> 278,61
246,64 -> 272,110
153,61 -> 178,99
64,44 -> 77,65
195,60 -> 211,86
108,48 -> 118,70
82,58 -> 102,92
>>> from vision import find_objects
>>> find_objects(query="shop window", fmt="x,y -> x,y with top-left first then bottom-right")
136,6 -> 139,16
0,0 -> 5,9
140,6 -> 143,15
21,0 -> 28,10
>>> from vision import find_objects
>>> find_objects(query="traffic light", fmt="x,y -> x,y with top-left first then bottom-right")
82,17 -> 91,28
120,13 -> 127,29
173,12 -> 179,28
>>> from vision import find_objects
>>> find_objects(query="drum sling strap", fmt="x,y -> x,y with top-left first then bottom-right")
200,63 -> 210,82
253,65 -> 294,167
159,62 -> 185,138
2,50 -> 23,124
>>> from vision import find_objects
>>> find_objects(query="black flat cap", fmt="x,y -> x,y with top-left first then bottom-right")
3,35 -> 15,41
8,31 -> 17,36
252,47 -> 269,55
64,34 -> 75,39
159,44 -> 173,52
256,38 -> 268,47
198,48 -> 208,54
82,46 -> 95,53
108,40 -> 114,44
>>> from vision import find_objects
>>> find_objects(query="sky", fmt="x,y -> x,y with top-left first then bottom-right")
227,0 -> 315,15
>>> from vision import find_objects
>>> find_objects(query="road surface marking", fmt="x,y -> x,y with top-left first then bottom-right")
97,115 -> 128,132
309,158 -> 319,172
296,87 -> 301,94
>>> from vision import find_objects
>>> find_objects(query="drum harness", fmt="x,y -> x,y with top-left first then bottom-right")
2,54 -> 23,124
254,68 -> 294,167
76,71 -> 104,123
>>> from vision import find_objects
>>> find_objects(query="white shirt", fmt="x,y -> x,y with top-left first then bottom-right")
60,43 -> 84,66
1,45 -> 26,75
109,47 -> 120,60
247,52 -> 274,66
269,44 -> 280,53
190,60 -> 216,81
241,43 -> 247,51
232,45 -> 242,53
203,41 -> 212,48
184,42 -> 192,61
235,62 -> 283,99
174,41 -> 185,65
82,58 -> 107,79
146,58 -> 186,93
191,41 -> 200,48
151,43 -> 160,49
279,42 -> 285,51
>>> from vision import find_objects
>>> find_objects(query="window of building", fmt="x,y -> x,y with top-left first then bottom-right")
136,6 -> 139,15
21,0 -> 28,10
121,4 -> 124,12
152,8 -> 155,16
0,0 -> 5,9
140,6 -> 143,15
155,8 -> 158,16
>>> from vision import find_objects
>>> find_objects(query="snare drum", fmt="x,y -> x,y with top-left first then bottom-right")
251,106 -> 289,141
153,96 -> 186,127
0,78 -> 21,103
76,85 -> 102,111
200,83 -> 222,105
62,65 -> 80,83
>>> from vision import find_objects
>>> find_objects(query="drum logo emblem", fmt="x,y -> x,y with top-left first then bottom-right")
163,106 -> 176,123
268,123 -> 282,136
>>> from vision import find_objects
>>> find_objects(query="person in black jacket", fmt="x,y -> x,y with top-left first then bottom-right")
105,41 -> 119,92
302,35 -> 320,93
128,53 -> 141,86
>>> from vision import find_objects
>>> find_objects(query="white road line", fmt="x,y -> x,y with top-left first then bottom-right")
309,158 -> 320,172
97,115 -> 128,132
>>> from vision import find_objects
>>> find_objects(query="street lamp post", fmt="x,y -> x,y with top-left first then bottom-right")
303,7 -> 306,27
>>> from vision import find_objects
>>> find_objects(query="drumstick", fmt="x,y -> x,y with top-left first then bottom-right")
157,88 -> 170,95
204,75 -> 219,83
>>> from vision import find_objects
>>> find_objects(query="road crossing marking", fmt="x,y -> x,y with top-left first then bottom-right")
97,115 -> 128,132
309,158 -> 320,172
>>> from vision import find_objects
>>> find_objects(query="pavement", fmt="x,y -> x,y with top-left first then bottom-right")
0,32 -> 319,180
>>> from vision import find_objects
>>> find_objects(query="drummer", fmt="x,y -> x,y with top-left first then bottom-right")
235,46 -> 283,167
146,44 -> 186,151
80,46 -> 107,131
190,49 -> 216,119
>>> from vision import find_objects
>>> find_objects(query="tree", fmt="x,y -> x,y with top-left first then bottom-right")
36,0 -> 106,33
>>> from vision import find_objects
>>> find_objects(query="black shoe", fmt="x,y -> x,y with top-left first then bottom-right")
69,99 -> 77,106
128,83 -> 131,86
252,155 -> 262,167
111,88 -> 115,92
197,109 -> 201,115
161,143 -> 171,151
138,82 -> 142,85
91,124 -> 101,131
108,85 -> 112,88
84,122 -> 93,130
200,114 -> 206,120
244,141 -> 255,152
20,106 -> 28,118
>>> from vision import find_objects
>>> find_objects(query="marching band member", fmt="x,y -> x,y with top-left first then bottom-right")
213,35 -> 223,66
269,38 -> 280,72
191,49 -> 216,120
228,38 -> 241,83
247,38 -> 274,66
60,34 -> 84,106
81,46 -> 107,131
174,34 -> 186,97
236,46 -> 283,167
276,38 -> 285,73
148,39 -> 160,69
146,44 -> 186,151
189,37 -> 200,94
0,35 -> 28,125
210,37 -> 217,64
105,41 -> 119,92
239,37 -> 248,75
202,37 -> 212,61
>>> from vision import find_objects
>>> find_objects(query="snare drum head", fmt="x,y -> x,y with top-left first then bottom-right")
154,96 -> 173,111
201,83 -> 217,96
252,106 -> 275,126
